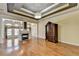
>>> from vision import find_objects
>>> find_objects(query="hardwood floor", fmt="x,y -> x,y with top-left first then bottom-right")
0,38 -> 79,56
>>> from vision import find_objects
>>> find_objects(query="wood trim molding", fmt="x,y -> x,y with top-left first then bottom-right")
41,3 -> 77,19
60,41 -> 79,46
7,4 -> 38,20
7,3 -> 77,20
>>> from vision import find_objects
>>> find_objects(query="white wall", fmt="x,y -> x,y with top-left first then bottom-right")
31,23 -> 37,38
0,18 -> 4,44
57,13 -> 79,46
0,18 -> 2,43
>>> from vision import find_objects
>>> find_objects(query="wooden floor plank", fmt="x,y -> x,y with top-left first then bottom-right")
0,39 -> 79,56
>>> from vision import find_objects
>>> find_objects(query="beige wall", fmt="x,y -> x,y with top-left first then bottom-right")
58,14 -> 79,46
38,8 -> 79,46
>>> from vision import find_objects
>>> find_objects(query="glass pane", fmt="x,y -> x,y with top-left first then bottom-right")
14,29 -> 19,35
14,39 -> 19,46
7,39 -> 12,48
7,29 -> 12,36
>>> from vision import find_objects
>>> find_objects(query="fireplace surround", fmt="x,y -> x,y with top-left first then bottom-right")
21,22 -> 29,40
22,33 -> 29,40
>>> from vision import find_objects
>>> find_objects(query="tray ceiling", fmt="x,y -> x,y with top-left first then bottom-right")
7,3 -> 77,20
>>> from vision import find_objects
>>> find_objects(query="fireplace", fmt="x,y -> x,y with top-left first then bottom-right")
21,22 -> 29,40
22,33 -> 29,40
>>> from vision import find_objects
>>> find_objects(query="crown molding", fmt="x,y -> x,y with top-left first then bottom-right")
41,3 -> 77,19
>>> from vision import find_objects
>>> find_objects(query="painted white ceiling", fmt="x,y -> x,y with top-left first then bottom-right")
22,3 -> 53,12
7,3 -> 77,20
7,3 -> 55,18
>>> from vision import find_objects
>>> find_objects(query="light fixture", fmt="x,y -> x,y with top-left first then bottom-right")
35,12 -> 41,19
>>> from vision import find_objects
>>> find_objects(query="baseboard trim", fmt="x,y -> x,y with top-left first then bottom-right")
60,41 -> 79,46
34,37 -> 79,46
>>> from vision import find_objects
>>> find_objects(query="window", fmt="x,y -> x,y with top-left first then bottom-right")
7,29 -> 12,36
14,29 -> 19,35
